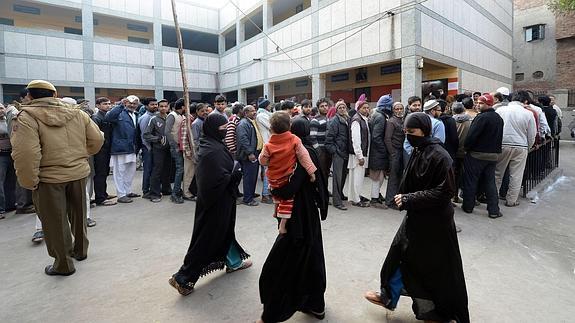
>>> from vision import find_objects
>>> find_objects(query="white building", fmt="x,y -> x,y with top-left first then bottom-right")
0,0 -> 513,105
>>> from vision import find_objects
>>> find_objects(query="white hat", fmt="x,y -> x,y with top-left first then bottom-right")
423,99 -> 439,111
496,87 -> 510,96
126,95 -> 139,103
61,97 -> 77,105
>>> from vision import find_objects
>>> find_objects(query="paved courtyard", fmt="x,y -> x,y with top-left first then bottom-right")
1,143 -> 575,323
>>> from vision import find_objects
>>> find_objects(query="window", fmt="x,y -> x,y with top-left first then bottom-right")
64,27 -> 83,35
75,16 -> 99,25
162,25 -> 219,54
127,23 -> 149,32
128,36 -> 150,44
515,73 -> 525,81
0,18 -> 14,26
532,71 -> 544,79
13,5 -> 40,15
356,68 -> 367,83
525,25 -> 545,42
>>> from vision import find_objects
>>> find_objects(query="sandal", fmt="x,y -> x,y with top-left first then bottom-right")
97,200 -> 117,206
364,291 -> 388,308
504,201 -> 520,207
226,259 -> 253,273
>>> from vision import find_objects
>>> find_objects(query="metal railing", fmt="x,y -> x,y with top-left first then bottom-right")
521,138 -> 560,197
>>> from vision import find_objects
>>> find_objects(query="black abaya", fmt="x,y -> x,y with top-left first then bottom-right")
379,136 -> 470,323
259,118 -> 329,322
174,114 -> 249,287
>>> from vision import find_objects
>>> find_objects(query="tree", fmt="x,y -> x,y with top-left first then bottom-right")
549,0 -> 575,12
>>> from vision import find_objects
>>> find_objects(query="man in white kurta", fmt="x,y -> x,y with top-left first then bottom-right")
347,102 -> 371,207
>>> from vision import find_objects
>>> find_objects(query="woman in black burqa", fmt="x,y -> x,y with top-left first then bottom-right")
257,117 -> 329,323
365,112 -> 470,323
169,113 -> 251,296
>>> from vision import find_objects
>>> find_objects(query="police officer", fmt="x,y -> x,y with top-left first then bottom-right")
11,80 -> 103,276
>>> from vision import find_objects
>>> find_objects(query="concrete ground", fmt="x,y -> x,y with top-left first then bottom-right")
1,143 -> 575,323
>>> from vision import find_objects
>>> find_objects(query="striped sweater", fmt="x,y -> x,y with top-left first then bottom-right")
309,115 -> 328,149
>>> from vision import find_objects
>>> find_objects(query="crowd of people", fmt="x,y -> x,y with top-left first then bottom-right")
0,78 -> 567,323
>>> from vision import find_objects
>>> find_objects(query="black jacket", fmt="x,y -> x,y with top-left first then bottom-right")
143,115 -> 169,150
542,106 -> 558,136
464,108 -> 503,154
91,110 -> 112,151
368,108 -> 389,171
325,115 -> 349,159
438,114 -> 459,160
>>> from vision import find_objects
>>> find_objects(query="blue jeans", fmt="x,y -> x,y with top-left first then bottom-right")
0,155 -> 16,212
241,159 -> 259,203
141,146 -> 153,194
170,146 -> 184,197
262,166 -> 269,197
225,242 -> 243,269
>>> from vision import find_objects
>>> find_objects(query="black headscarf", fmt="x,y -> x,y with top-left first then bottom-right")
202,113 -> 228,140
290,117 -> 314,147
404,112 -> 432,137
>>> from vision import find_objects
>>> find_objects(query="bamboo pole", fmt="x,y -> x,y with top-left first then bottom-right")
170,0 -> 194,149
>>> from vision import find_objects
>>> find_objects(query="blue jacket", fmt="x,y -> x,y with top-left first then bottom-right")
105,105 -> 138,155
235,117 -> 257,160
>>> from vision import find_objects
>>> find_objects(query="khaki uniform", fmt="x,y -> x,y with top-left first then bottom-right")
11,97 -> 103,273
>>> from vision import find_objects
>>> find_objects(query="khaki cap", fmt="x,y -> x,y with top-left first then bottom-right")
26,80 -> 57,92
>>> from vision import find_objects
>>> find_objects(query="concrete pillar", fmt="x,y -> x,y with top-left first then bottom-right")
401,55 -> 423,105
262,0 -> 273,31
311,74 -> 325,105
218,34 -> 226,54
81,1 -> 95,103
238,88 -> 247,104
552,89 -> 569,109
153,0 -> 164,99
263,82 -> 275,102
0,85 -> 4,103
236,19 -> 245,44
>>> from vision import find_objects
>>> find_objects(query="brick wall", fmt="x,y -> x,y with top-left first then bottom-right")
514,0 -> 547,11
556,38 -> 575,89
556,13 -> 575,40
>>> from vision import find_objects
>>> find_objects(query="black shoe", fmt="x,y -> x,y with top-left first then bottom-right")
168,276 -> 194,296
334,204 -> 348,211
150,196 -> 162,203
462,207 -> 473,214
352,201 -> 370,208
142,192 -> 151,199
488,211 -> 503,219
301,309 -> 326,320
498,195 -> 506,201
71,253 -> 87,261
170,195 -> 184,204
161,190 -> 173,196
126,193 -> 141,198
44,265 -> 75,276
370,198 -> 388,209
359,195 -> 369,202
342,196 -> 348,201
254,193 -> 260,198
117,196 -> 133,203
16,205 -> 36,214
183,195 -> 196,201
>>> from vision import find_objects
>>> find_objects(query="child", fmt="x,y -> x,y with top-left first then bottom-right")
259,112 -> 317,234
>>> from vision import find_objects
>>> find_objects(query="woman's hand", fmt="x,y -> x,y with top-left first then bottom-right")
394,194 -> 403,208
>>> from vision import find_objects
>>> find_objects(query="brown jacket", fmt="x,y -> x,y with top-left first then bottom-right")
11,97 -> 103,189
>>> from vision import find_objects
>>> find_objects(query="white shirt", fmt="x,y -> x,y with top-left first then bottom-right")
529,104 -> 550,136
348,114 -> 370,169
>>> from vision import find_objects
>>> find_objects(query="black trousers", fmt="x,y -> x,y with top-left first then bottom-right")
462,154 -> 500,215
385,152 -> 403,206
150,147 -> 172,197
93,149 -> 111,204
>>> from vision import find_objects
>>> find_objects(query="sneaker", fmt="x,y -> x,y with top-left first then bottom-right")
243,200 -> 259,206
117,196 -> 133,203
87,218 -> 97,227
150,196 -> 162,203
170,195 -> 184,204
32,230 -> 44,243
